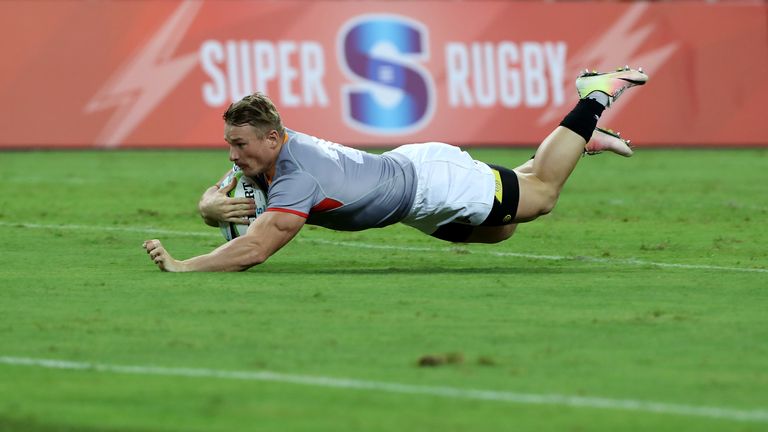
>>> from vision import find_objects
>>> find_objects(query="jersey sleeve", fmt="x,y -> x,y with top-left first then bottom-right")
266,171 -> 322,218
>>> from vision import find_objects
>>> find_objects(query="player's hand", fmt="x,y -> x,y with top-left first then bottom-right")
198,176 -> 256,225
142,239 -> 184,272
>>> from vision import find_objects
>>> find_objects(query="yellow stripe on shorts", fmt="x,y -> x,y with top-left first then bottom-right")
492,169 -> 503,203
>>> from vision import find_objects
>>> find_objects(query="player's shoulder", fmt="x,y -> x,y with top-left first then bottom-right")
282,128 -> 374,169
283,128 -> 321,157
276,129 -> 328,175
283,128 -> 344,162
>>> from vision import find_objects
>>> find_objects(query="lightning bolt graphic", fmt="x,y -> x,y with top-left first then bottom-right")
538,3 -> 678,127
85,1 -> 203,148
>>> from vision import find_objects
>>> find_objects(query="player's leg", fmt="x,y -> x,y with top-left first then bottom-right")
420,68 -> 647,244
514,67 -> 647,222
432,126 -> 630,243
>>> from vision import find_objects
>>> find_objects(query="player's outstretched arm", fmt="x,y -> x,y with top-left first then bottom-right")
143,211 -> 305,272
198,172 -> 257,227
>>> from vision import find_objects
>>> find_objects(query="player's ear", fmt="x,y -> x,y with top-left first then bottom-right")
266,129 -> 280,148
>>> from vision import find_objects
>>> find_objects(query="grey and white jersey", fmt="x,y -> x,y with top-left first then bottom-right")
266,129 -> 417,231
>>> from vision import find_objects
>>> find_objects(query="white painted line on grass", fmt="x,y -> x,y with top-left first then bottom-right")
303,238 -> 768,274
1,356 -> 766,423
0,221 -> 214,238
2,221 -> 764,274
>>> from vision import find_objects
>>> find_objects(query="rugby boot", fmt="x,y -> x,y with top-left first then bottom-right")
576,66 -> 648,107
585,127 -> 633,157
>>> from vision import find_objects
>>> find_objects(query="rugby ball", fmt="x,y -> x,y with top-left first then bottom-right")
218,168 -> 268,241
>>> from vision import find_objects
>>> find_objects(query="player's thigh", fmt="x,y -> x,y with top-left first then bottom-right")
465,224 -> 517,244
430,223 -> 517,244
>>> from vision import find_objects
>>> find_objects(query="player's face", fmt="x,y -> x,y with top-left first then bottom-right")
224,124 -> 280,177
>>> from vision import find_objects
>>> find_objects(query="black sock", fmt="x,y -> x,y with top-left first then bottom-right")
559,98 -> 605,142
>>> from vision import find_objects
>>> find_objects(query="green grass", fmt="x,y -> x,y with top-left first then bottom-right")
0,148 -> 766,431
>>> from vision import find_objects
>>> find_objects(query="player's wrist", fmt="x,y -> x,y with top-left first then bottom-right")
174,259 -> 192,272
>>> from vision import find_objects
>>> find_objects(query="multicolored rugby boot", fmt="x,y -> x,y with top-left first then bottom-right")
576,66 -> 648,107
585,127 -> 633,157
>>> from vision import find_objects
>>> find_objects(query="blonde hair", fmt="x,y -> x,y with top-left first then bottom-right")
223,92 -> 284,137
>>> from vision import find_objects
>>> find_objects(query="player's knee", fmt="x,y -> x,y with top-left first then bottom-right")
541,192 -> 560,215
535,185 -> 560,216
517,174 -> 561,219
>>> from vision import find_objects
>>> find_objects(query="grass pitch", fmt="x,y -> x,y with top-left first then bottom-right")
0,148 -> 766,431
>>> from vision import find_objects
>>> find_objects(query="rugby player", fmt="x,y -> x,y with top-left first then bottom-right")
143,67 -> 647,272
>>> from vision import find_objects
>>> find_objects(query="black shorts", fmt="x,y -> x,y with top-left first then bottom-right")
431,163 -> 520,243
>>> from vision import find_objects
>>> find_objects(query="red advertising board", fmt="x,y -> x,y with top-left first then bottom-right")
1,1 -> 766,148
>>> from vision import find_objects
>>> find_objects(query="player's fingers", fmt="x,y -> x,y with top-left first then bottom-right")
227,198 -> 255,206
225,207 -> 256,217
143,239 -> 159,252
224,207 -> 256,217
154,257 -> 169,272
223,217 -> 252,225
223,213 -> 246,221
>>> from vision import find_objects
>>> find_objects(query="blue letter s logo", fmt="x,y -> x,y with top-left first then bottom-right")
339,15 -> 434,134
